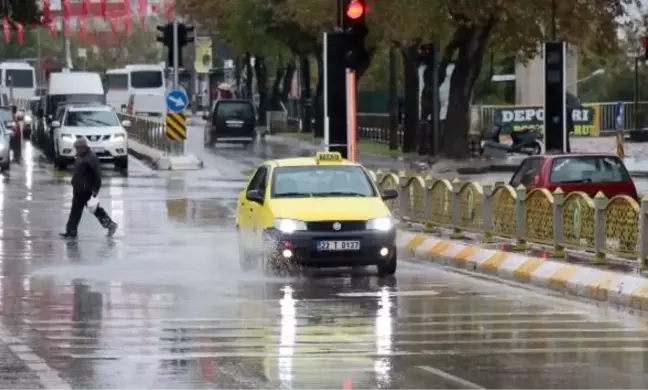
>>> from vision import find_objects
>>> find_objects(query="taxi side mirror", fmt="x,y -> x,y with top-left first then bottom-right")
381,189 -> 398,201
246,189 -> 264,204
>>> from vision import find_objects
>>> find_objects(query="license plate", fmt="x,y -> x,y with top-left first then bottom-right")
317,240 -> 360,251
91,147 -> 104,153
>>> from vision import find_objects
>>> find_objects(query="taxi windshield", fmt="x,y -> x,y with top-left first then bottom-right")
271,166 -> 377,198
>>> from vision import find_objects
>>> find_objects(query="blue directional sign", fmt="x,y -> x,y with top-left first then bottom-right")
166,89 -> 189,113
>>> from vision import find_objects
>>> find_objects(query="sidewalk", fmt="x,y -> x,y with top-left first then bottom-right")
264,132 -> 648,178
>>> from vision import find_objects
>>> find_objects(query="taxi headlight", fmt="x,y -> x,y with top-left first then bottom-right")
61,133 -> 74,140
273,218 -> 307,233
366,216 -> 394,231
113,133 -> 126,139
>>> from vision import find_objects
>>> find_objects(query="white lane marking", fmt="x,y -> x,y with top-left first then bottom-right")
66,351 -> 417,360
9,344 -> 72,390
338,290 -> 440,297
418,365 -> 484,389
41,327 -> 642,343
423,346 -> 648,355
23,310 -> 591,326
49,335 -> 648,351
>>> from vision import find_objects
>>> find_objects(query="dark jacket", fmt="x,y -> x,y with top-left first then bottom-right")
71,150 -> 102,194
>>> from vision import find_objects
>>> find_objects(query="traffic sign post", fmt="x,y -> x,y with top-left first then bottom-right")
166,88 -> 189,154
166,89 -> 189,113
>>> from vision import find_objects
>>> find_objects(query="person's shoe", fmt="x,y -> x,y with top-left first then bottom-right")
60,232 -> 77,238
107,222 -> 118,237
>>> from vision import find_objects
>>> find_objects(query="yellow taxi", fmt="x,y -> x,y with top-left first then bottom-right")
236,152 -> 399,276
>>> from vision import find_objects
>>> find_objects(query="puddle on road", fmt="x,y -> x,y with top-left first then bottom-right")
166,198 -> 237,224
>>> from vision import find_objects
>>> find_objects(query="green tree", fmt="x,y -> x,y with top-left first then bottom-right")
0,28 -> 60,61
370,0 -> 632,157
2,0 -> 41,25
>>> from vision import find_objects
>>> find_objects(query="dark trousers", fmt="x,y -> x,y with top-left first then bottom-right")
11,135 -> 21,162
66,191 -> 112,233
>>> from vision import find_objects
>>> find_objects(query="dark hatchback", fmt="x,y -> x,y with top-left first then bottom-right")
203,100 -> 256,148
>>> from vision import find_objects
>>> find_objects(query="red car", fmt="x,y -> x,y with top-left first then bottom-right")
509,153 -> 638,199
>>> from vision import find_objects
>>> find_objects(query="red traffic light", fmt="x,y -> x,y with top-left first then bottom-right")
346,0 -> 365,20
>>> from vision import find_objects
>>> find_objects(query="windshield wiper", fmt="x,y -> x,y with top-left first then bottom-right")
274,192 -> 310,198
317,191 -> 368,197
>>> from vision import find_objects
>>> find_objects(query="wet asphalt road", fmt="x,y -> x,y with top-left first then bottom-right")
3,131 -> 648,388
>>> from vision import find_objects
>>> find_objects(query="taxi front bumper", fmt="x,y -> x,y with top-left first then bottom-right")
264,228 -> 396,267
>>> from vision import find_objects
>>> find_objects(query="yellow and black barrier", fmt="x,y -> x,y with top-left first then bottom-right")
165,113 -> 187,141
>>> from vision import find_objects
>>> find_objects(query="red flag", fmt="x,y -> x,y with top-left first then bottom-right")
110,17 -> 118,35
78,16 -> 87,40
63,0 -> 71,21
42,0 -> 52,25
164,2 -> 174,23
82,0 -> 90,17
100,0 -> 108,19
16,24 -> 24,45
3,20 -> 10,43
48,22 -> 56,39
138,0 -> 148,28
63,19 -> 71,36
123,16 -> 132,34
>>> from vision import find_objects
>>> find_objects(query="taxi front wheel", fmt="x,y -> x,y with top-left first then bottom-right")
377,252 -> 397,277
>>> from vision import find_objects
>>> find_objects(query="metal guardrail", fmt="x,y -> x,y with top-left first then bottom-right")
287,100 -> 648,147
374,171 -> 648,269
116,113 -> 182,155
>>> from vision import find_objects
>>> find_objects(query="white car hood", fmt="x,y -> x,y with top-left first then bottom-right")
61,126 -> 125,135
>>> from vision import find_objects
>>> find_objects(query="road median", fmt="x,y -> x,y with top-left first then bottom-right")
128,139 -> 203,171
397,230 -> 648,312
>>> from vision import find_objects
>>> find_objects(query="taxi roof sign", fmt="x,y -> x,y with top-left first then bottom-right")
315,152 -> 343,164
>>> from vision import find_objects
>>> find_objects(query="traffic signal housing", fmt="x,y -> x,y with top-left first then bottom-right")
644,36 -> 648,61
342,0 -> 369,73
156,23 -> 195,68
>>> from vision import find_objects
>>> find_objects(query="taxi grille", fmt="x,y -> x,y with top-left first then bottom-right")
306,220 -> 366,232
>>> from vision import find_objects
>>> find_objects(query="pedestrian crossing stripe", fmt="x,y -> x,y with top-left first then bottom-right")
165,113 -> 186,140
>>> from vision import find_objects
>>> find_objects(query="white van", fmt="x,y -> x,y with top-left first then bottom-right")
47,71 -> 105,118
42,72 -> 105,156
105,64 -> 166,112
125,93 -> 165,119
0,62 -> 36,100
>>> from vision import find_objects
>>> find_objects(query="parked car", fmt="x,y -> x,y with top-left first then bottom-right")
509,153 -> 638,199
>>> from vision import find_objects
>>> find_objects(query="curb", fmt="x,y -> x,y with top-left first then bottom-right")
397,230 -> 648,312
127,139 -> 203,171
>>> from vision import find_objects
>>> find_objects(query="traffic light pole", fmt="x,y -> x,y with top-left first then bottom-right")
172,20 -> 180,89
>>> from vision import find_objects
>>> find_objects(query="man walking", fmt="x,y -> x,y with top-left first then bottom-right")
60,138 -> 118,238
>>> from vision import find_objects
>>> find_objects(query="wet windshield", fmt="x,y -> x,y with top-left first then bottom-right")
550,156 -> 631,183
64,110 -> 120,127
271,166 -> 376,198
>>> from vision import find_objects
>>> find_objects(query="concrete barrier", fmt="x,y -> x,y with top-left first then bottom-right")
397,230 -> 648,312
128,139 -> 202,171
